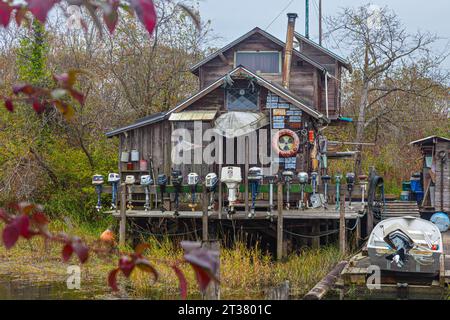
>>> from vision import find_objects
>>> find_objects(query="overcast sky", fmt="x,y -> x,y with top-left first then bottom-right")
197,0 -> 450,69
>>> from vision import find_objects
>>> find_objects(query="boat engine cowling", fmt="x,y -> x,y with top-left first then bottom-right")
384,229 -> 414,268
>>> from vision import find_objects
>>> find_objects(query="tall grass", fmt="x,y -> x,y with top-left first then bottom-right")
130,238 -> 344,299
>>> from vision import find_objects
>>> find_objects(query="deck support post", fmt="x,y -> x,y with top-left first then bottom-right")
355,216 -> 361,248
244,137 -> 249,215
203,241 -> 221,300
119,183 -> 126,246
312,220 -> 320,249
339,191 -> 346,254
277,182 -> 284,261
202,183 -> 209,242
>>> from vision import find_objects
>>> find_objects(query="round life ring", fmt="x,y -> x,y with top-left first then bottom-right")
272,129 -> 300,158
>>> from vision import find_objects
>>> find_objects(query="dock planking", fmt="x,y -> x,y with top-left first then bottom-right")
108,204 -> 363,220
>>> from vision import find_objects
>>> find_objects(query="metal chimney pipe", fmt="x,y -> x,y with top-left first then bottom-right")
282,13 -> 298,89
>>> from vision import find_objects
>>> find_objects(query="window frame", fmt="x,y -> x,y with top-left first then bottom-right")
234,51 -> 282,75
225,85 -> 260,111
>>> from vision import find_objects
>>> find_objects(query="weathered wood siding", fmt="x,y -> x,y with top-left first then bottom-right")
198,33 -> 316,110
435,141 -> 450,211
119,120 -> 172,176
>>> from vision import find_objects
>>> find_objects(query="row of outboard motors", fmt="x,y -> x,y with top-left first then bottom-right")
92,167 -> 367,218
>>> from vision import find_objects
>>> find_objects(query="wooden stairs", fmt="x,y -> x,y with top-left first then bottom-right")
382,201 -> 420,219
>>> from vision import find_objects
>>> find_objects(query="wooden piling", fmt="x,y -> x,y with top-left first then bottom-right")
203,241 -> 221,300
312,220 -> 320,249
202,183 -> 208,242
277,182 -> 284,261
119,184 -> 126,246
339,189 -> 346,254
244,137 -> 249,214
355,216 -> 361,248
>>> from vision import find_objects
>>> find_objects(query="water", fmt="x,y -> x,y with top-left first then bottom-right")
0,275 -> 114,300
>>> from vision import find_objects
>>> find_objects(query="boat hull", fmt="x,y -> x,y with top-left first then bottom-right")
367,216 -> 443,274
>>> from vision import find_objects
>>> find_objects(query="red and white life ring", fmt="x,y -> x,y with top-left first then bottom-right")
272,129 -> 300,158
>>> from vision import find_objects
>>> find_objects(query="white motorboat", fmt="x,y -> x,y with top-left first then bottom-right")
367,216 -> 443,274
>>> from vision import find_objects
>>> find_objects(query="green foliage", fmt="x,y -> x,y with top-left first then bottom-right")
16,19 -> 51,85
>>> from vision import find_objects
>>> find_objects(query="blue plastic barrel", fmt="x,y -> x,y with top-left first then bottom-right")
430,212 -> 450,232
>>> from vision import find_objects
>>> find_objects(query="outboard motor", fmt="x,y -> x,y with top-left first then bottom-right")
171,169 -> 183,216
107,173 -> 120,210
220,166 -> 242,218
346,172 -> 356,208
140,175 -> 153,211
358,175 -> 368,205
124,175 -> 135,210
310,172 -> 322,208
297,172 -> 308,210
157,173 -> 168,212
205,172 -> 218,210
248,167 -> 263,218
187,172 -> 200,211
282,171 -> 294,210
92,174 -> 104,211
321,174 -> 331,209
265,174 -> 277,219
335,174 -> 342,211
384,229 -> 414,268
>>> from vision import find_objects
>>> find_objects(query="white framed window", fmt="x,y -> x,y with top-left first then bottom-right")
234,51 -> 281,74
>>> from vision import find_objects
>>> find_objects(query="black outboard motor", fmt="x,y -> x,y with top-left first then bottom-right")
384,230 -> 414,268
205,173 -> 218,210
248,167 -> 263,218
157,173 -> 168,212
171,169 -> 183,216
346,172 -> 356,207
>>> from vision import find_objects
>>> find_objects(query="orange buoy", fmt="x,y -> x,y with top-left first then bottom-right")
272,129 -> 300,158
100,229 -> 115,243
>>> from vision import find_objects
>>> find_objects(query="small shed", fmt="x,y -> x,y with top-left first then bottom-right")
410,135 -> 450,213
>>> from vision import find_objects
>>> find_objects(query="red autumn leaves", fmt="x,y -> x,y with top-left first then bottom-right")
0,203 -> 220,299
2,70 -> 86,119
107,241 -> 220,299
0,0 -> 157,36
0,203 -> 48,249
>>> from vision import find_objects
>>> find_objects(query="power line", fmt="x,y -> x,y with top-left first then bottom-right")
265,0 -> 296,31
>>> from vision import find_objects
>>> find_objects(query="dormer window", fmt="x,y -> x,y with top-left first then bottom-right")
235,51 -> 281,74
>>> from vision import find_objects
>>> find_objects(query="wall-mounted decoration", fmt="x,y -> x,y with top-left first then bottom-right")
273,109 -> 286,116
286,110 -> 302,116
273,116 -> 285,122
289,116 -> 302,123
273,122 -> 285,129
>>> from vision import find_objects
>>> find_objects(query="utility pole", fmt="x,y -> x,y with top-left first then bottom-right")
305,0 -> 310,39
319,0 -> 322,45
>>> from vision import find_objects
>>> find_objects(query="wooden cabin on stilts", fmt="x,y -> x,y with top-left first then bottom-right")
102,13 -> 376,258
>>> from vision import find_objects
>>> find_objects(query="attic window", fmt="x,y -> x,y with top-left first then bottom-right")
226,84 -> 259,111
235,51 -> 281,74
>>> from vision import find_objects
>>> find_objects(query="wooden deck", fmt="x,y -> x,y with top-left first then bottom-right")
108,203 -> 364,220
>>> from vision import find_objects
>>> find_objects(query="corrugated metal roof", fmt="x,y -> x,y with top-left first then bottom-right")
168,110 -> 218,121
409,135 -> 450,146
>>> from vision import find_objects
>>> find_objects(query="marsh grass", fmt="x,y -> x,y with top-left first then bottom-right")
130,237 -> 345,299
0,219 -> 345,299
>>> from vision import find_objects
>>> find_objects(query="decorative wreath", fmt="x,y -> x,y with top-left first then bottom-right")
272,129 -> 300,158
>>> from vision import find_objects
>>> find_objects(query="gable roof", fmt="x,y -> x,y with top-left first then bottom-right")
190,27 -> 327,74
409,135 -> 450,146
106,66 -> 329,137
169,65 -> 328,122
294,32 -> 352,72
